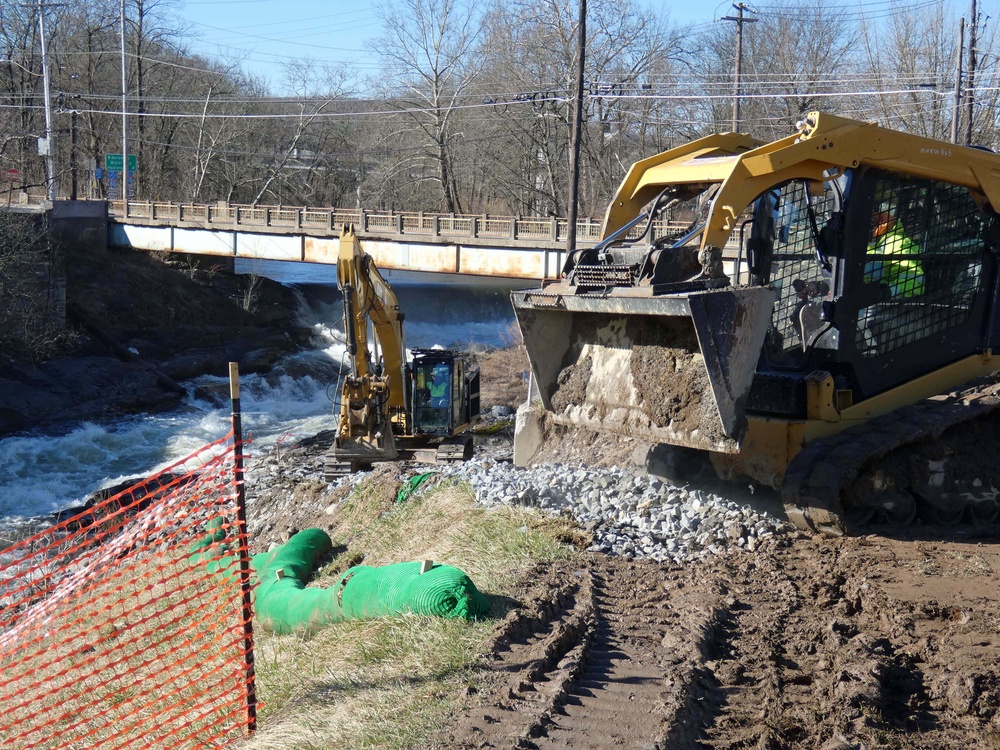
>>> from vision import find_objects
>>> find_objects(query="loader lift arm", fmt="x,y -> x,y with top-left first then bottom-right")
600,112 -> 1000,254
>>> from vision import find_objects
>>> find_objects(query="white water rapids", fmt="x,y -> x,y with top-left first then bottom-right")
0,259 -> 518,525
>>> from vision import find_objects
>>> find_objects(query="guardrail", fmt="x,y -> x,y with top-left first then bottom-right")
108,200 -> 701,247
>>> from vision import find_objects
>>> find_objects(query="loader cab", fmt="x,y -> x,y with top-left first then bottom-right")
749,175 -> 844,370
411,351 -> 481,436
746,167 -> 999,410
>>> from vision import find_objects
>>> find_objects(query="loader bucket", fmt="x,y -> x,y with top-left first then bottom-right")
511,286 -> 777,453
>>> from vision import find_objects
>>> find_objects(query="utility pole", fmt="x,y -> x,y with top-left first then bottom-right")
951,17 -> 964,144
964,0 -> 978,145
70,109 -> 78,200
722,3 -> 756,132
32,0 -> 57,202
566,0 -> 586,254
121,0 -> 130,216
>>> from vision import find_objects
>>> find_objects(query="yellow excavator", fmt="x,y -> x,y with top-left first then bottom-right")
325,226 -> 480,479
512,112 -> 1000,535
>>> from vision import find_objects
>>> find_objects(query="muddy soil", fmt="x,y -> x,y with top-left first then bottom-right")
439,534 -> 1000,749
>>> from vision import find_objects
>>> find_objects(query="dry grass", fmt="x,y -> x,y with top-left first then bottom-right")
0,449 -> 575,750
476,322 -> 529,410
238,479 -> 577,750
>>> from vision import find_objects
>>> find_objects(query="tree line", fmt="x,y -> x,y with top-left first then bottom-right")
1,0 -> 997,219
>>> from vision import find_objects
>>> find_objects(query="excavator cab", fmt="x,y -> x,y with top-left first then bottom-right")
411,350 -> 481,437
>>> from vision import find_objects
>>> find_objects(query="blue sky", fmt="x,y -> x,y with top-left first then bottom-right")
178,1 -> 385,87
175,0 -> 724,91
175,0 -> 974,93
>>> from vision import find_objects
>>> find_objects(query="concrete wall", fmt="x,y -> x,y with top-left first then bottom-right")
51,200 -> 107,254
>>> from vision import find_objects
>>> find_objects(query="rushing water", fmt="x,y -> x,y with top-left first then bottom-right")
0,259 -> 520,525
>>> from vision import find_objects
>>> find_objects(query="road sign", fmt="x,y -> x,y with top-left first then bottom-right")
105,153 -> 137,172
3,168 -> 18,183
94,168 -> 104,180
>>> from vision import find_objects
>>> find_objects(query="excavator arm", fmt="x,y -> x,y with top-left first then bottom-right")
334,225 -> 408,463
338,225 -> 407,410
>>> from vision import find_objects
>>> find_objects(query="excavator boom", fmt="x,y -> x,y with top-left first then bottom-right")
327,226 -> 480,477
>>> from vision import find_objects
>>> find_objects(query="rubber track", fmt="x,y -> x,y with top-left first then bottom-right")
781,375 -> 1000,536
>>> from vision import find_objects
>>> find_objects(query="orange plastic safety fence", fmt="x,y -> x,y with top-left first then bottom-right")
0,431 -> 257,750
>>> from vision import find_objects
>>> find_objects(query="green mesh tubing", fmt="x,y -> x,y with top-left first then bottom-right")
189,524 -> 490,634
396,471 -> 437,503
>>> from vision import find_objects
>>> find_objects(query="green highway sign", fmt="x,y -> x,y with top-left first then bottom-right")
105,153 -> 137,172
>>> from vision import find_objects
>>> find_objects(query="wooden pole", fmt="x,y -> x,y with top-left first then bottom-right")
952,17 -> 964,144
229,362 -> 257,735
964,0 -> 978,145
566,0 -> 586,254
722,3 -> 756,132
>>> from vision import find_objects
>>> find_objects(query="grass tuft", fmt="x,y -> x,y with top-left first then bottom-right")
239,479 -> 576,749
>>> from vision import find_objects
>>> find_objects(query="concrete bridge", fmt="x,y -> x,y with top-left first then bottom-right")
107,200 -> 698,282
12,198 -> 739,282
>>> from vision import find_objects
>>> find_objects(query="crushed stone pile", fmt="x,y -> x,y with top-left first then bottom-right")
427,454 -> 791,563
244,430 -> 791,563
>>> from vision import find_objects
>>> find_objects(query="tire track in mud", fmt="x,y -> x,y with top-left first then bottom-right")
681,543 -> 960,749
691,552 -> 804,748
441,556 -> 726,749
531,562 -> 690,749
442,541 -> 1000,750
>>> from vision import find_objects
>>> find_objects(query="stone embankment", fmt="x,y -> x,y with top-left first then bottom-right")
431,454 -> 790,563
246,425 -> 791,563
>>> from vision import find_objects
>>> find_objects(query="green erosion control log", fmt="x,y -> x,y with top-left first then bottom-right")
189,524 -> 489,634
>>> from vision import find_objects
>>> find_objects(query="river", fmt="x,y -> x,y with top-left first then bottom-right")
0,259 -> 520,527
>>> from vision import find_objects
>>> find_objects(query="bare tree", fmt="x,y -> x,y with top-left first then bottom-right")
370,0 -> 483,213
0,2 -> 47,194
857,1 -> 959,139
691,0 -> 857,140
472,0 -> 683,218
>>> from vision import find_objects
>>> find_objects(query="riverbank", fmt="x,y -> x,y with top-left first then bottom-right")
0,241 -> 311,437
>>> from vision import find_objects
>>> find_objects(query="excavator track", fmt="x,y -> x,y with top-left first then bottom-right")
435,436 -> 474,464
782,374 -> 1000,536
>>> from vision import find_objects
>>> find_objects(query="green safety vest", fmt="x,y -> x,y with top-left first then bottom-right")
865,223 -> 925,298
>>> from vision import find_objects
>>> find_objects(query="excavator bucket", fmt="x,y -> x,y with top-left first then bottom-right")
511,286 -> 777,453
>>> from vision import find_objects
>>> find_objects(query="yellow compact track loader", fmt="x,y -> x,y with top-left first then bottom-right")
512,112 -> 1000,535
325,226 -> 480,479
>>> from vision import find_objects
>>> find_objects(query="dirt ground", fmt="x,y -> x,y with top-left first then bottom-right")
252,342 -> 1000,749
348,342 -> 1000,749
439,531 -> 1000,750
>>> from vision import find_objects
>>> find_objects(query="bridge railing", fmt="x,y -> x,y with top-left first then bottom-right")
109,200 -> 704,246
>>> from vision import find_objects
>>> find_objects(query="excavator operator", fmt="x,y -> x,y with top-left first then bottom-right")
863,206 -> 925,298
429,365 -> 450,408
